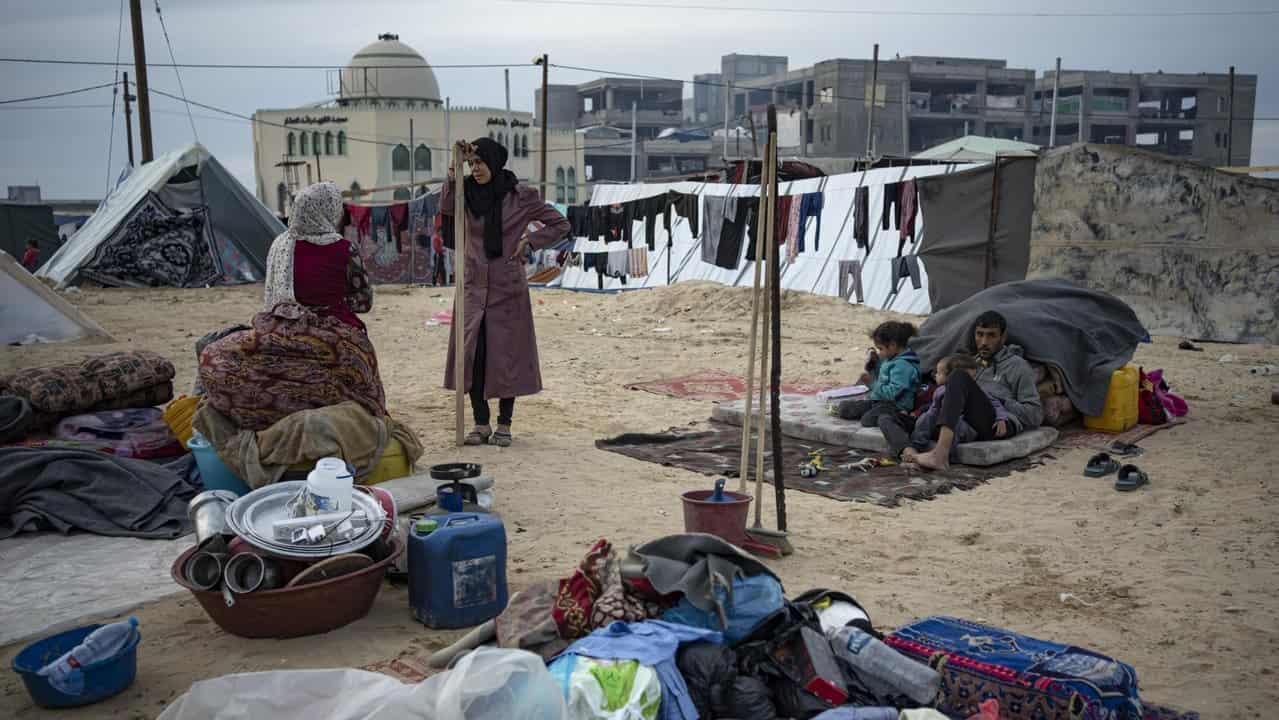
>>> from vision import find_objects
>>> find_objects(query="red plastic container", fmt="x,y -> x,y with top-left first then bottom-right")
681,488 -> 752,543
170,538 -> 402,639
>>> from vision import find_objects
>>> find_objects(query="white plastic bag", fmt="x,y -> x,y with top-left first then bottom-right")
551,655 -> 661,720
157,648 -> 566,720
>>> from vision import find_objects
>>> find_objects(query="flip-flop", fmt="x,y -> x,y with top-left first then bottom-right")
1115,464 -> 1150,492
491,429 -> 513,447
1108,441 -> 1144,458
1084,452 -> 1120,477
464,428 -> 492,446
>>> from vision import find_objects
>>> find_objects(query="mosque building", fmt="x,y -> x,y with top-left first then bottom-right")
252,34 -> 584,212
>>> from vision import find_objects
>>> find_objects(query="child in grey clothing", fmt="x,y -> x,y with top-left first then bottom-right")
911,354 -> 1010,459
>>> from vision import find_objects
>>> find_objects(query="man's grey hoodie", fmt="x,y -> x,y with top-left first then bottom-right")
974,344 -> 1043,433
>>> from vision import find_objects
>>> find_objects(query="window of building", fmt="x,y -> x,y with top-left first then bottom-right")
312,132 -> 321,156
567,167 -> 577,203
521,135 -> 530,158
414,144 -> 431,172
1218,96 -> 1227,113
325,132 -> 334,156
337,131 -> 347,155
286,132 -> 296,156
299,132 -> 309,156
276,182 -> 288,213
819,87 -> 834,104
555,167 -> 566,203
392,144 -> 410,172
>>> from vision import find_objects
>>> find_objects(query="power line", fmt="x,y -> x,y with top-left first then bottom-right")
153,0 -> 199,141
0,57 -> 534,70
0,82 -> 118,105
105,0 -> 126,191
503,0 -> 1279,17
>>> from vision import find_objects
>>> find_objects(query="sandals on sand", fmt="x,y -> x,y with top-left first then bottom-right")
1115,464 -> 1150,492
464,427 -> 492,446
491,428 -> 513,447
1084,452 -> 1120,478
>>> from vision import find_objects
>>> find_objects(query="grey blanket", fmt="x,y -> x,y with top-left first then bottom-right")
623,533 -> 779,617
912,279 -> 1149,417
0,447 -> 196,539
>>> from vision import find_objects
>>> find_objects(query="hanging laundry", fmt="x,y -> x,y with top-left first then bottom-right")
797,192 -> 824,253
606,249 -> 630,277
896,255 -> 922,290
629,247 -> 649,278
664,191 -> 700,240
604,205 -> 632,246
388,202 -> 409,254
786,193 -> 802,262
701,196 -> 735,265
882,182 -> 902,231
635,194 -> 668,251
775,196 -> 794,250
899,179 -> 918,245
839,260 -> 864,303
853,186 -> 869,248
370,206 -> 390,246
740,197 -> 769,266
717,199 -> 751,270
346,204 -> 373,243
567,204 -> 592,238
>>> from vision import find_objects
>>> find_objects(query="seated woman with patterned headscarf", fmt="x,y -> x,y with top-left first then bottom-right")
196,182 -> 387,431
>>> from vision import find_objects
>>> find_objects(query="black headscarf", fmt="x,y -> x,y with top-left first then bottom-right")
464,137 -> 519,259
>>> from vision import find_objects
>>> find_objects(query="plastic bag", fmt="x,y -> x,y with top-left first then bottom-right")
661,573 -> 784,645
676,643 -> 738,718
549,654 -> 661,720
157,648 -> 565,720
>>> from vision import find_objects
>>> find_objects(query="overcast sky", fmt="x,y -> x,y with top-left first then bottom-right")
2,0 -> 1275,199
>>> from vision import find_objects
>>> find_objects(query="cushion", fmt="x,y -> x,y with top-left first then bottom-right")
712,394 -> 1057,467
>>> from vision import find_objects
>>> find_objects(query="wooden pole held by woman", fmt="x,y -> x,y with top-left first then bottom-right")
452,142 -> 468,446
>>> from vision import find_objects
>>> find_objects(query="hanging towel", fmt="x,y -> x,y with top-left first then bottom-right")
629,247 -> 649,278
785,193 -> 802,262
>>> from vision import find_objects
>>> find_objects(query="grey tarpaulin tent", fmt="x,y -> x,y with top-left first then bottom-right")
39,144 -> 282,288
911,278 -> 1149,416
913,157 -> 1036,311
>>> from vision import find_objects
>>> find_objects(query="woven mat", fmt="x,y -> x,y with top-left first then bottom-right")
597,421 -> 1041,507
1053,417 -> 1186,452
624,369 -> 832,402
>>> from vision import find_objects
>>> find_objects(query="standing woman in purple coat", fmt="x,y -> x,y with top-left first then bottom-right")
441,138 -> 570,447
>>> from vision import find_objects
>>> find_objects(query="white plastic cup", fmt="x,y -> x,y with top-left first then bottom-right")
306,457 -> 353,514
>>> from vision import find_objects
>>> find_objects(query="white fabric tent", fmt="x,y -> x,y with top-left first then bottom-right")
0,250 -> 112,345
38,144 -> 282,289
914,135 -> 1040,163
555,163 -> 976,315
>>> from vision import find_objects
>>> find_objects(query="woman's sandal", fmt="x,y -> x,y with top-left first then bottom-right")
491,428 -> 513,447
465,427 -> 492,446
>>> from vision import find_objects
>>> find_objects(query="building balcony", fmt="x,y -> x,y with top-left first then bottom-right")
578,108 -> 684,127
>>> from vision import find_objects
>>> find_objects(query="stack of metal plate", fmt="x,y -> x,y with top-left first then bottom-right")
225,481 -> 387,560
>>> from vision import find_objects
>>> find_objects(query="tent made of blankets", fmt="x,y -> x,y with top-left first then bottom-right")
38,144 -> 283,289
0,249 -> 113,345
552,157 -> 1037,315
911,278 -> 1150,417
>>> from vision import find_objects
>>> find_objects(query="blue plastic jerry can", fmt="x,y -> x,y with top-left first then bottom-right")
407,513 -> 508,629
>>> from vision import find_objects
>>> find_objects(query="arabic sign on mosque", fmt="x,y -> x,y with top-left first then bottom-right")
283,115 -> 350,126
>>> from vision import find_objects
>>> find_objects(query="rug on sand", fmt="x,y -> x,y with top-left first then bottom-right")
357,650 -> 1198,719
596,421 -> 1042,507
1053,417 -> 1186,452
625,369 -> 831,402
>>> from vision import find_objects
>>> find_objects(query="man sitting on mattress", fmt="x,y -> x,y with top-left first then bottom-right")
904,310 -> 1042,470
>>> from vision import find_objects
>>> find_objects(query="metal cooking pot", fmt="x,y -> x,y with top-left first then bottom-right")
187,490 -> 239,546
224,553 -> 285,594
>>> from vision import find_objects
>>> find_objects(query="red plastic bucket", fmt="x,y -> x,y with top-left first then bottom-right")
681,489 -> 751,543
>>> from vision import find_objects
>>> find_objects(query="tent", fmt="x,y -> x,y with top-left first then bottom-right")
0,250 -> 113,345
39,144 -> 283,289
914,135 -> 1040,163
0,202 -> 59,273
554,158 -> 1036,316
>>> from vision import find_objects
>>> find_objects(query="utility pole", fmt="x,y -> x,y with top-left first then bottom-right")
504,69 -> 514,157
128,0 -> 154,162
901,81 -> 909,156
630,101 -> 638,181
1049,57 -> 1061,149
444,97 -> 451,168
722,81 -> 731,160
1227,65 -> 1236,167
122,72 -> 136,167
409,117 -> 415,283
539,53 -> 549,199
866,43 -> 879,160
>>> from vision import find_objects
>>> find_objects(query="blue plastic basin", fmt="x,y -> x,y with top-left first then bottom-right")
12,624 -> 141,709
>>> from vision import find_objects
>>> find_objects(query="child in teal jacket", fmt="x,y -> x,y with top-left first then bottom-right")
835,321 -> 921,457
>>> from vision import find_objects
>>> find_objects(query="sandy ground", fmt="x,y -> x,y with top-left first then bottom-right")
2,282 -> 1278,719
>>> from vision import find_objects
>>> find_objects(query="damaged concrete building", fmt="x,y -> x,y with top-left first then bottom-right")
1029,144 -> 1279,345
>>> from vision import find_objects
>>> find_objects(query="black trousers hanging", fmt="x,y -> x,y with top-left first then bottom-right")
470,315 -> 515,426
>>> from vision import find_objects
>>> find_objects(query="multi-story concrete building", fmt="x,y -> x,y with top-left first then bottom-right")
1031,70 -> 1256,166
692,54 -> 789,125
731,56 -> 1036,158
253,34 -> 583,210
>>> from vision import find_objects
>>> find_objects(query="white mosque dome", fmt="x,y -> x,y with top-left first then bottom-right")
339,34 -> 441,104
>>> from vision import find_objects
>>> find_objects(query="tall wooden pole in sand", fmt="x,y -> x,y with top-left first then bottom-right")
453,142 -> 468,446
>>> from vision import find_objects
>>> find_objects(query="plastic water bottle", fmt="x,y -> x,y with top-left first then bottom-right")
307,457 -> 353,513
38,617 -> 139,695
828,625 -> 940,706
